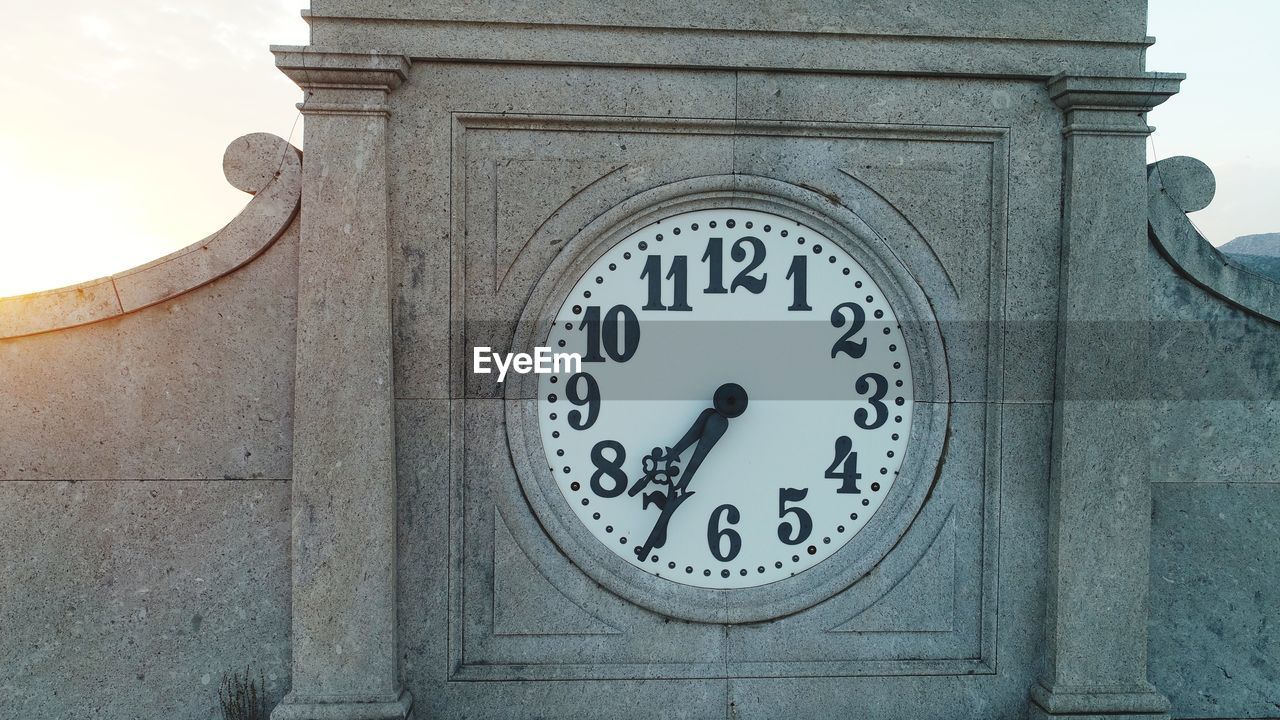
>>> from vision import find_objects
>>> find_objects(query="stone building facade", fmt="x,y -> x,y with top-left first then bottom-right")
2,2 -> 1277,719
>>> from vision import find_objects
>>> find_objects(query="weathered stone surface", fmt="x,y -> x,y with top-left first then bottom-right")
0,222 -> 298,481
1148,195 -> 1280,491
1144,173 -> 1280,720
306,0 -> 1149,78
389,62 -> 738,401
396,398 -> 729,717
1149,157 -> 1280,324
312,0 -> 1148,41
0,480 -> 290,720
1149,482 -> 1280,719
1035,74 -> 1181,720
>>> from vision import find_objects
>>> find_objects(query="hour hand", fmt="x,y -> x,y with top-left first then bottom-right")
628,409 -> 715,498
673,412 -> 727,492
633,412 -> 730,556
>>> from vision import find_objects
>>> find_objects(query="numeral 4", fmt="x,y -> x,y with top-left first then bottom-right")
825,436 -> 862,494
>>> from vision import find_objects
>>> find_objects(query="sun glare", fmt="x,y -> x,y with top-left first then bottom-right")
0,0 -> 307,300
0,162 -> 181,297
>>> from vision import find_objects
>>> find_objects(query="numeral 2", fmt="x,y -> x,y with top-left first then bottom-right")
830,301 -> 867,359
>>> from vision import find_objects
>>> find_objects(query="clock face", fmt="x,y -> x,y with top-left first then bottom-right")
537,208 -> 913,590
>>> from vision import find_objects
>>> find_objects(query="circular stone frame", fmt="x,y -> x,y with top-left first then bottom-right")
506,175 -> 950,623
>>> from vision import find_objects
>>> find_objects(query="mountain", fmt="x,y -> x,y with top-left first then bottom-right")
1218,233 -> 1280,282
1219,232 -> 1280,257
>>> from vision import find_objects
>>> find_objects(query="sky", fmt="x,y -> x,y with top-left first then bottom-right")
0,1 -> 1276,298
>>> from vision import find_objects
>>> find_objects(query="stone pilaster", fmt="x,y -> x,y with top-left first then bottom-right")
1031,73 -> 1182,720
270,48 -> 413,720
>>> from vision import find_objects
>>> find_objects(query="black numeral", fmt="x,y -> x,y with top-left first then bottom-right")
578,305 -> 640,362
589,440 -> 628,498
830,302 -> 867,359
777,488 -> 813,545
566,372 -> 600,430
854,373 -> 888,430
707,504 -> 742,562
701,238 -> 728,294
825,436 -> 862,494
702,236 -> 767,295
641,255 -> 692,311
786,255 -> 811,311
729,237 -> 767,294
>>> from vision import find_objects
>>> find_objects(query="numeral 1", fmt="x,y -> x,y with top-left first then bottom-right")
701,238 -> 728,294
786,255 -> 811,311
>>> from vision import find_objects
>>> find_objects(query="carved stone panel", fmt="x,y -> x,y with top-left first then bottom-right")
442,114 -> 1007,680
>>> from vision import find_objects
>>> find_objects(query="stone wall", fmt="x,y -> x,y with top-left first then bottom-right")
1146,157 -> 1280,719
0,136 -> 301,719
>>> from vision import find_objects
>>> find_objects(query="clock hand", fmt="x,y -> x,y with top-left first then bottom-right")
628,382 -> 749,499
632,383 -> 747,561
627,407 -> 716,500
632,412 -> 727,559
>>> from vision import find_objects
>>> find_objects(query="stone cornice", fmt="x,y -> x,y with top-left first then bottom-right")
1047,72 -> 1183,137
1047,72 -> 1183,112
272,47 -> 410,94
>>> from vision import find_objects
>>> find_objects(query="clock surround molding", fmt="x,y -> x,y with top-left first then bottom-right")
505,174 -> 951,623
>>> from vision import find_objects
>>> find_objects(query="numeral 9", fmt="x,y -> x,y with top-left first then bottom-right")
566,372 -> 600,430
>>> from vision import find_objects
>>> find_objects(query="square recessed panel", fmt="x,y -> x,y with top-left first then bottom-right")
434,114 -> 1009,681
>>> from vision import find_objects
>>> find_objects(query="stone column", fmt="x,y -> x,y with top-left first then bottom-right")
270,48 -> 413,720
1030,73 -> 1183,720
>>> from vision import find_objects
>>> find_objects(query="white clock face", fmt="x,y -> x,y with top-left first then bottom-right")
537,208 -> 913,589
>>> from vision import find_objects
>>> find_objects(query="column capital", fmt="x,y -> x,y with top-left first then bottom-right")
272,47 -> 411,116
1047,72 -> 1183,136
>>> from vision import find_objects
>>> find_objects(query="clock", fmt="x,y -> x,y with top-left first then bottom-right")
507,186 -> 948,620
536,206 -> 914,589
